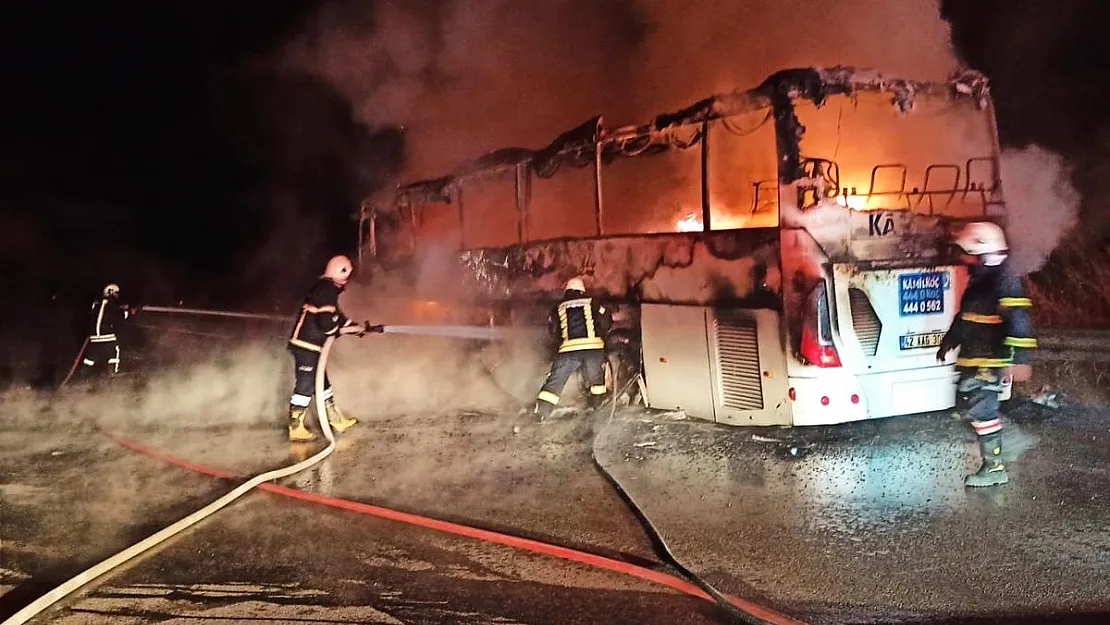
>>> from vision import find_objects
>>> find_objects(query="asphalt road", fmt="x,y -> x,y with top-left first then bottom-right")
0,397 -> 726,625
2,329 -> 1109,624
595,400 -> 1110,624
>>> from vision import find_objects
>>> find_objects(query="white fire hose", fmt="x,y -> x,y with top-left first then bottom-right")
138,305 -> 288,322
136,305 -> 506,340
17,305 -> 512,623
2,336 -> 340,625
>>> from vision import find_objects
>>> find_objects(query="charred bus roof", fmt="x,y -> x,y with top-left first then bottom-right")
364,66 -> 993,218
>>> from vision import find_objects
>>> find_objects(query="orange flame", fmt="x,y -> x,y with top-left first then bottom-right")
676,213 -> 703,232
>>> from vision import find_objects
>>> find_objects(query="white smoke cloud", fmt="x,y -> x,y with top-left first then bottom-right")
999,145 -> 1081,275
283,0 -> 959,181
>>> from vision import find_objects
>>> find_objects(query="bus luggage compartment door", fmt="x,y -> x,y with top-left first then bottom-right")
640,304 -> 789,426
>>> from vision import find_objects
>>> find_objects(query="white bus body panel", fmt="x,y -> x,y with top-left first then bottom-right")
829,263 -> 965,421
641,304 -> 790,426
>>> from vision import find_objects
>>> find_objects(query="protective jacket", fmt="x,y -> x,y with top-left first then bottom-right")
88,296 -> 128,343
549,294 -> 612,353
289,279 -> 356,352
940,261 -> 1037,368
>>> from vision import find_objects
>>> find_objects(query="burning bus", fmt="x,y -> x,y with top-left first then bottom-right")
358,66 -> 1010,427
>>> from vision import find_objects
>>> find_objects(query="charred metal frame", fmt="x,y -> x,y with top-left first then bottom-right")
359,66 -> 1001,258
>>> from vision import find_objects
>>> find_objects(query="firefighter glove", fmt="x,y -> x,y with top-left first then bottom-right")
936,346 -> 952,363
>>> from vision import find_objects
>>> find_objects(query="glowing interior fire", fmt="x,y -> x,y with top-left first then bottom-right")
833,178 -> 875,210
676,213 -> 703,232
835,193 -> 871,210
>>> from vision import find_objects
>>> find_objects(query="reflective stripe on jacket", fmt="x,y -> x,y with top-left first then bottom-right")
941,262 -> 1037,368
550,296 -> 612,353
289,279 -> 353,352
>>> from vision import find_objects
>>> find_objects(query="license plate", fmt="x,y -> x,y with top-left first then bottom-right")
899,271 -> 947,317
899,331 -> 944,350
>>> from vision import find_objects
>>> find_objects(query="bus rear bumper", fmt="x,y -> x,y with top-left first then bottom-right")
790,366 -> 959,426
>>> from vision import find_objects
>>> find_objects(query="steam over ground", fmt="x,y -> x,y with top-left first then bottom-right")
1,332 -> 549,435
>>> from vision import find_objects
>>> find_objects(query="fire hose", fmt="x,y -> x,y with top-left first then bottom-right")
471,356 -> 802,625
589,379 -> 799,625
58,337 -> 89,388
138,305 -> 510,341
1,336 -> 341,625
42,307 -> 802,625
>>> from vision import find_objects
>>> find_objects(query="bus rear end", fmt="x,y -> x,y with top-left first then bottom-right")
779,79 -> 1006,426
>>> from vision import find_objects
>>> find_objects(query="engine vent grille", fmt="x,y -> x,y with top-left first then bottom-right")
713,312 -> 764,411
849,288 -> 882,357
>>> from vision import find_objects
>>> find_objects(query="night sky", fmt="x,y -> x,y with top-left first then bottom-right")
1,1 -> 403,309
1,0 -> 1107,310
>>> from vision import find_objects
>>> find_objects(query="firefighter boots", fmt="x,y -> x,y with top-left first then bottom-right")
325,398 -> 358,433
533,400 -> 554,421
586,392 -> 608,411
288,407 -> 317,443
965,432 -> 1008,487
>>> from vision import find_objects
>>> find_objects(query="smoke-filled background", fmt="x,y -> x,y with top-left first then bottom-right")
2,1 -> 1102,299
284,0 -> 956,180
0,0 -> 1106,395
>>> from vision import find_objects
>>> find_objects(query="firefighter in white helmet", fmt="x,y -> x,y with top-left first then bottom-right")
532,277 -> 612,419
81,283 -> 134,378
286,255 -> 382,442
937,222 -> 1037,487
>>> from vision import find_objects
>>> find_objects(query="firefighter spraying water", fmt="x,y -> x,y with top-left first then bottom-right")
286,255 -> 383,442
938,222 -> 1038,487
79,283 -> 136,379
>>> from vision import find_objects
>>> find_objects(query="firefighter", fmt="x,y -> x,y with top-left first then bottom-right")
533,277 -> 612,419
81,283 -> 133,378
937,222 -> 1037,487
287,255 -> 382,442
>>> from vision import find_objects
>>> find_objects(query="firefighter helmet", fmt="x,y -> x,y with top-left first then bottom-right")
565,277 -> 586,293
103,283 -> 120,297
323,255 -> 354,285
954,222 -> 1008,256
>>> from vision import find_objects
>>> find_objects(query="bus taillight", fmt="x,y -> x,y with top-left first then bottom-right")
800,280 -> 842,368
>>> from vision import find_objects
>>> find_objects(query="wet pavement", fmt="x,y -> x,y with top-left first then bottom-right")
3,331 -> 1110,624
1,387 -> 722,624
34,495 -> 722,625
594,400 -> 1110,623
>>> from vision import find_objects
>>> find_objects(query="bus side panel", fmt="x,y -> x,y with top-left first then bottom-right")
641,305 -> 792,426
641,304 -> 717,421
458,230 -> 781,306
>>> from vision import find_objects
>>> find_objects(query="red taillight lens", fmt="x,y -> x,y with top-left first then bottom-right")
801,323 -> 843,367
820,396 -> 830,406
799,280 -> 842,368
850,394 -> 860,404
788,387 -> 797,401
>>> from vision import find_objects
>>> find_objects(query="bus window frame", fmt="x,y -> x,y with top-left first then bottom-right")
360,68 -> 1004,260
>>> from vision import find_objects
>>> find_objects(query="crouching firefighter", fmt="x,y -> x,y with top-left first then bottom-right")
82,283 -> 133,378
533,278 -> 612,419
287,255 -> 383,442
937,222 -> 1037,487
